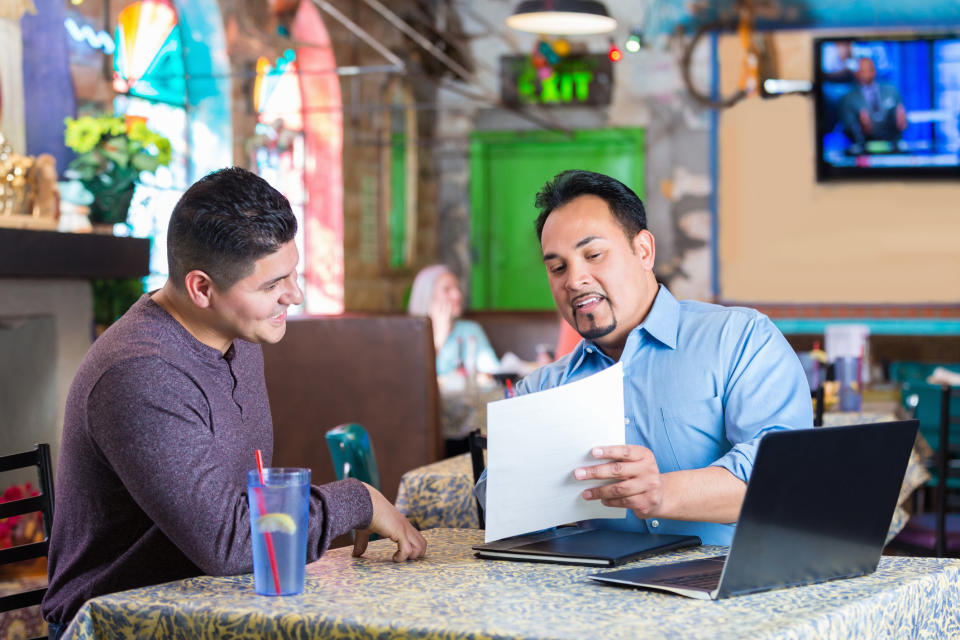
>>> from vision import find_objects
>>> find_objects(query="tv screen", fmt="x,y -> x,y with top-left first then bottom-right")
814,34 -> 960,180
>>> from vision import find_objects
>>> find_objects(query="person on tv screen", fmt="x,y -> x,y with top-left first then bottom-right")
839,56 -> 907,152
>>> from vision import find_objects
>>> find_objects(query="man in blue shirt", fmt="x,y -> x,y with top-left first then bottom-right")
480,170 -> 811,545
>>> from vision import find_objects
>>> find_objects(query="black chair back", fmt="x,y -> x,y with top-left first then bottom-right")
934,385 -> 960,556
0,443 -> 54,636
467,430 -> 487,529
812,386 -> 825,427
892,385 -> 960,557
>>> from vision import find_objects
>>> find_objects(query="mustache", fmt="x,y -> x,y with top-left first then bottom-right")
570,292 -> 607,309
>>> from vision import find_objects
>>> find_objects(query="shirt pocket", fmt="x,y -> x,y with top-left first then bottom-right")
658,396 -> 725,471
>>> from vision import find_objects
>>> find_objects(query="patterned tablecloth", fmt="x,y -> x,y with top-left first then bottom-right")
63,528 -> 960,640
0,574 -> 47,640
397,411 -> 928,540
397,453 -> 479,529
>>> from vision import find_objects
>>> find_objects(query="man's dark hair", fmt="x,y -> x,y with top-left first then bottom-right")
167,167 -> 296,291
534,170 -> 647,242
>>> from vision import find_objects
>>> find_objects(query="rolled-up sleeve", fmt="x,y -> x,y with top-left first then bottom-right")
710,314 -> 813,482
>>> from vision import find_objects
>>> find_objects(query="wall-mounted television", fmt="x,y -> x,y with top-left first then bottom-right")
814,34 -> 960,181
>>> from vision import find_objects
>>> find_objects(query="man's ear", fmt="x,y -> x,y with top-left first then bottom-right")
632,229 -> 656,270
183,270 -> 217,309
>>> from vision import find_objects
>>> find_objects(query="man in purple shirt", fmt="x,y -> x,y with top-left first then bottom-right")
42,168 -> 425,638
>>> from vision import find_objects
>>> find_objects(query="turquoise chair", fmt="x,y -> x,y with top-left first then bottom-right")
901,380 -> 960,491
325,423 -> 381,491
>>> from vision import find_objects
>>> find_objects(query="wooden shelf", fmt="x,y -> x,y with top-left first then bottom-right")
0,228 -> 150,279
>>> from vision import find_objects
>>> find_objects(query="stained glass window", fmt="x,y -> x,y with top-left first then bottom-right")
253,50 -> 307,315
112,0 -> 188,292
113,0 -> 186,106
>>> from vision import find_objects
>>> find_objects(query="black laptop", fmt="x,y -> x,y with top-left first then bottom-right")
590,420 -> 918,599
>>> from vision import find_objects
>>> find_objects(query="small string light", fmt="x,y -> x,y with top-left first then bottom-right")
608,38 -> 622,62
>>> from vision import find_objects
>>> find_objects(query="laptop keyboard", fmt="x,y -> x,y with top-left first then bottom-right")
655,569 -> 722,590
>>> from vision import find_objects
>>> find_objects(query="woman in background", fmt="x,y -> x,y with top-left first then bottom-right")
408,265 -> 499,377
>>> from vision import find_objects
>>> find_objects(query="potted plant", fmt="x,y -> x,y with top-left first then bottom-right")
63,114 -> 172,227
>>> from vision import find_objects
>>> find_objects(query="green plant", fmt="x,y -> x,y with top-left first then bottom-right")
92,277 -> 146,328
63,114 -> 172,225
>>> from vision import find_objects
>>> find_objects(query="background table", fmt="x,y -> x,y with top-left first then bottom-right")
438,379 -> 504,440
396,453 -> 478,529
0,574 -> 46,640
64,528 -> 960,640
397,411 -> 925,538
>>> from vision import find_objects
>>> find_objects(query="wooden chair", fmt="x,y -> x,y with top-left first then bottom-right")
892,385 -> 960,556
467,429 -> 487,529
0,443 -> 55,640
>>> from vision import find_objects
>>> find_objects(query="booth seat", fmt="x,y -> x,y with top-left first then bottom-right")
462,310 -> 562,362
262,314 -> 442,504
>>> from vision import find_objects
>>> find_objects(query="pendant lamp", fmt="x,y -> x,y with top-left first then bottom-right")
506,0 -> 617,36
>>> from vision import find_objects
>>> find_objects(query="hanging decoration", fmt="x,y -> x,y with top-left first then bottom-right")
608,38 -> 622,62
624,28 -> 645,53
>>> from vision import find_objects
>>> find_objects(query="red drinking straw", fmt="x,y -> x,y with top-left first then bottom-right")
254,449 -> 282,595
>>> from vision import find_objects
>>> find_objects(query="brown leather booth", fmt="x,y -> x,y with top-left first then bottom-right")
262,314 -> 442,503
463,310 -> 562,361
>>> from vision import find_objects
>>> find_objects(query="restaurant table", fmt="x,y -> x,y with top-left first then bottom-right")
438,376 -> 504,441
397,410 -> 926,538
63,528 -> 960,640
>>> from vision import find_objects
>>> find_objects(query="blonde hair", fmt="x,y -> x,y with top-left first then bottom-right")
407,264 -> 454,316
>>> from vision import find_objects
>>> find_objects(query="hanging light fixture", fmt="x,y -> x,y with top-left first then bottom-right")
506,1 -> 617,36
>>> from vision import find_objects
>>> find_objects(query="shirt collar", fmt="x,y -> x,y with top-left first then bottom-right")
565,284 -> 679,376
636,284 -> 679,350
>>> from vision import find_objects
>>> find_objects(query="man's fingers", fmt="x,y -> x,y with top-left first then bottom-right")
575,459 -> 650,481
352,529 -> 370,557
591,445 -> 647,461
574,446 -> 649,478
392,541 -> 411,562
583,477 -> 648,499
409,529 -> 427,558
391,528 -> 427,562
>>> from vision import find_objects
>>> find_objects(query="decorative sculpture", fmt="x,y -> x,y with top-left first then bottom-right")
0,131 -> 59,230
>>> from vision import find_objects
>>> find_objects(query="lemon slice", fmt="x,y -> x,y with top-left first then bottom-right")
256,512 -> 297,535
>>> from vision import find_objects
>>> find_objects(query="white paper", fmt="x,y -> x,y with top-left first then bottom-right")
484,363 -> 626,542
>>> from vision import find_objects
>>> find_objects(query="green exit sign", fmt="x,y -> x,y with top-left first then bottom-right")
501,54 -> 612,107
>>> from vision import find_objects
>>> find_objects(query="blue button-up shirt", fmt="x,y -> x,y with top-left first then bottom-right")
480,285 -> 812,545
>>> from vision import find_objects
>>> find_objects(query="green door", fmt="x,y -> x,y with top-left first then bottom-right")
470,128 -> 644,310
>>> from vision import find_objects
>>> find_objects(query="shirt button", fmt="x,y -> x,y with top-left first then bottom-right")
650,520 -> 660,528
586,347 -> 593,353
624,418 -> 629,424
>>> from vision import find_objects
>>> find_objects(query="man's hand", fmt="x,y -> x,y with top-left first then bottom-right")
896,103 -> 907,131
574,445 -> 664,518
428,299 -> 454,350
858,108 -> 873,134
352,483 -> 427,562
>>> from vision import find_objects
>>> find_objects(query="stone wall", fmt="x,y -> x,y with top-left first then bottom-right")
435,2 -> 715,304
